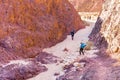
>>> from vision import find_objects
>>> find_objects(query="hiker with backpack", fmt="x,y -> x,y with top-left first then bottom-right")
79,42 -> 86,55
70,30 -> 75,40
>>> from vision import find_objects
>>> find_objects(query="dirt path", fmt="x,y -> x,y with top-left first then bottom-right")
28,21 -> 99,80
27,19 -> 120,80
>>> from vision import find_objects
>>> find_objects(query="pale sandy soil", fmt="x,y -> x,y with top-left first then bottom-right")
78,12 -> 99,22
28,20 -> 99,80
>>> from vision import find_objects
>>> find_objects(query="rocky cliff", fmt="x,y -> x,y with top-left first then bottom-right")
68,0 -> 103,12
89,0 -> 120,54
0,0 -> 84,63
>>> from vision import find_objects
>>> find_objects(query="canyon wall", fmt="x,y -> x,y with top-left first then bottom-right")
0,0 -> 84,62
89,0 -> 120,54
68,0 -> 103,12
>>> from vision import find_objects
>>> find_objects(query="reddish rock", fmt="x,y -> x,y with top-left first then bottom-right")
63,48 -> 69,52
0,0 -> 84,62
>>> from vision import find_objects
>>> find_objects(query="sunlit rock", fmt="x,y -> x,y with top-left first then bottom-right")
68,0 -> 103,12
0,0 -> 84,62
89,0 -> 120,54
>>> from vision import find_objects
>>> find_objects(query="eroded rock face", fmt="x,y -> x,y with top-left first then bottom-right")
0,0 -> 84,62
0,61 -> 47,80
68,0 -> 103,12
89,0 -> 120,54
57,56 -> 120,80
89,17 -> 108,50
0,51 -> 59,80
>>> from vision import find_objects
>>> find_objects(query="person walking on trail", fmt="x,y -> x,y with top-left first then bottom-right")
79,42 -> 86,55
70,30 -> 75,40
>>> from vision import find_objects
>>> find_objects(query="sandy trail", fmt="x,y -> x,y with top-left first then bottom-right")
28,20 -> 98,80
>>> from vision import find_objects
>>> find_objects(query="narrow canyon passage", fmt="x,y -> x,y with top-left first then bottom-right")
28,20 -> 99,80
28,20 -> 120,80
0,0 -> 120,80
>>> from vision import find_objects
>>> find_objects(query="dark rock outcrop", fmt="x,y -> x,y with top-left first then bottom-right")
0,0 -> 84,62
0,61 -> 47,80
35,52 -> 59,64
0,51 -> 59,80
89,17 -> 108,49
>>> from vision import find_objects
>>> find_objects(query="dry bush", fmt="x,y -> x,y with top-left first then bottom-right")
84,41 -> 93,50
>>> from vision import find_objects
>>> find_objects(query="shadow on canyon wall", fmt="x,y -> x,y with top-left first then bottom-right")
89,17 -> 108,49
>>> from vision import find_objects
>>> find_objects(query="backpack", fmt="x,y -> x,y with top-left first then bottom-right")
80,43 -> 86,48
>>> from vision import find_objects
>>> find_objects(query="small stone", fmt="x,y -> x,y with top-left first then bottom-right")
63,48 -> 69,52
60,60 -> 64,63
54,72 -> 60,76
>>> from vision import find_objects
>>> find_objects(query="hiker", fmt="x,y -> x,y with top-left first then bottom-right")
79,42 -> 86,55
70,30 -> 75,40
